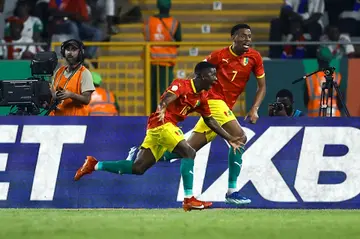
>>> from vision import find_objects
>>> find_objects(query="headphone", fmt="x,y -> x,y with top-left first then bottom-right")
60,39 -> 85,62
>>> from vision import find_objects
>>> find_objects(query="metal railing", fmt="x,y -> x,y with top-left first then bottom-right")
50,41 -> 360,116
0,42 -> 48,46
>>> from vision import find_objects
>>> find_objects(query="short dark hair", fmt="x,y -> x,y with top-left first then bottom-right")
276,89 -> 294,102
231,24 -> 251,36
194,61 -> 215,74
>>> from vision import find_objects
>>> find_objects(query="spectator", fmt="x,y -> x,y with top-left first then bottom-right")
281,20 -> 311,59
114,0 -> 142,24
89,71 -> 120,116
319,25 -> 355,59
48,0 -> 103,59
143,0 -> 182,112
87,0 -> 120,38
338,0 -> 360,37
0,16 -> 38,59
5,0 -> 44,52
34,0 -> 51,45
269,0 -> 325,58
0,0 -> 19,40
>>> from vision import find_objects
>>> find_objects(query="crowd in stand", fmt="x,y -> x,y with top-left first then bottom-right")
2,0 -> 360,61
269,0 -> 360,59
0,0 -> 141,60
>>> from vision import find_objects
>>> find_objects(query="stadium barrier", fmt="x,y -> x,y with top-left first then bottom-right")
0,116 -> 360,209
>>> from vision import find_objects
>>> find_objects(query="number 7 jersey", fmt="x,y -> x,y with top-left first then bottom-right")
205,46 -> 265,109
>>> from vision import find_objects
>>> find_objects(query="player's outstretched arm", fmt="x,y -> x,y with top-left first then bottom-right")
252,76 -> 266,109
245,76 -> 266,123
156,92 -> 178,122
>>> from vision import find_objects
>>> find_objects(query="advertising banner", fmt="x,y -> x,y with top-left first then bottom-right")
0,116 -> 359,209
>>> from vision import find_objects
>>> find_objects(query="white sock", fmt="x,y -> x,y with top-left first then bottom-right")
227,188 -> 237,195
94,163 -> 99,170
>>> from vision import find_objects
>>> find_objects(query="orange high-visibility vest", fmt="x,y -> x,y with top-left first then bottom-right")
89,87 -> 118,116
306,71 -> 342,117
50,65 -> 89,116
143,16 -> 178,66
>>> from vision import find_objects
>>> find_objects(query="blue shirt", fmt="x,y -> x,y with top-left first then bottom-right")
292,109 -> 305,117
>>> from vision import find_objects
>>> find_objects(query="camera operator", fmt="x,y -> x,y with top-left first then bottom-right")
269,89 -> 305,117
50,39 -> 95,116
304,53 -> 343,117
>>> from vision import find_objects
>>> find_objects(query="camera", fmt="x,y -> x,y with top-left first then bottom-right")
0,51 -> 58,115
269,102 -> 284,112
322,66 -> 335,77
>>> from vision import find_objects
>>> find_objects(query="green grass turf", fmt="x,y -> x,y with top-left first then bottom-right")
1,209 -> 360,239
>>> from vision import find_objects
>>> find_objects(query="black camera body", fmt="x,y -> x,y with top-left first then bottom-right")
270,102 -> 284,112
323,66 -> 335,77
0,51 -> 58,115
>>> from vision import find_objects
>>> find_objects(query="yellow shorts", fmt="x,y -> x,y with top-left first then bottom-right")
140,122 -> 185,161
193,99 -> 237,142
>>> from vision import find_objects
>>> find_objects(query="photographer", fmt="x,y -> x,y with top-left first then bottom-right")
269,89 -> 305,117
50,39 -> 95,116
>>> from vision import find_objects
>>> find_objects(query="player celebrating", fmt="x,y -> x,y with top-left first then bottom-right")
74,62 -> 244,211
127,23 -> 266,206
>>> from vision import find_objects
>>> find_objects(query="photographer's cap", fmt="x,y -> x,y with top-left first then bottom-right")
63,39 -> 80,49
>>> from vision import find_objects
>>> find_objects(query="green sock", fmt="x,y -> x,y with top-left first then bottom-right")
180,158 -> 194,197
97,160 -> 133,175
228,147 -> 245,189
161,151 -> 181,161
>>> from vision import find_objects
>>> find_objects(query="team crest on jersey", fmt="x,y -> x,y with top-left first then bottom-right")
243,57 -> 249,66
171,85 -> 179,91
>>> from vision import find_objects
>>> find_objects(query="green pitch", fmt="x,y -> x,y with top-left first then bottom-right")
1,209 -> 360,239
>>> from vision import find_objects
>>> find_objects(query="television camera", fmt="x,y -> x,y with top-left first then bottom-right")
291,66 -> 350,117
0,51 -> 58,116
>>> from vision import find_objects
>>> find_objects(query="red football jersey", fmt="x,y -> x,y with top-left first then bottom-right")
147,79 -> 212,129
206,46 -> 265,109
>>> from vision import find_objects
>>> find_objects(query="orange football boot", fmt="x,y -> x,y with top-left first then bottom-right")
74,156 -> 98,181
182,196 -> 213,211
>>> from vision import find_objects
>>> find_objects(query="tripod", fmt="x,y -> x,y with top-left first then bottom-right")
292,67 -> 350,117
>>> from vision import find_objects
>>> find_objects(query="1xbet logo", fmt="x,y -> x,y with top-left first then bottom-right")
177,126 -> 360,203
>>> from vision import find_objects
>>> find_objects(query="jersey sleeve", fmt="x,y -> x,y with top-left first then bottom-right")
33,17 -> 44,33
253,52 -> 265,79
166,80 -> 187,97
204,49 -> 221,66
80,69 -> 96,93
196,93 -> 212,117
